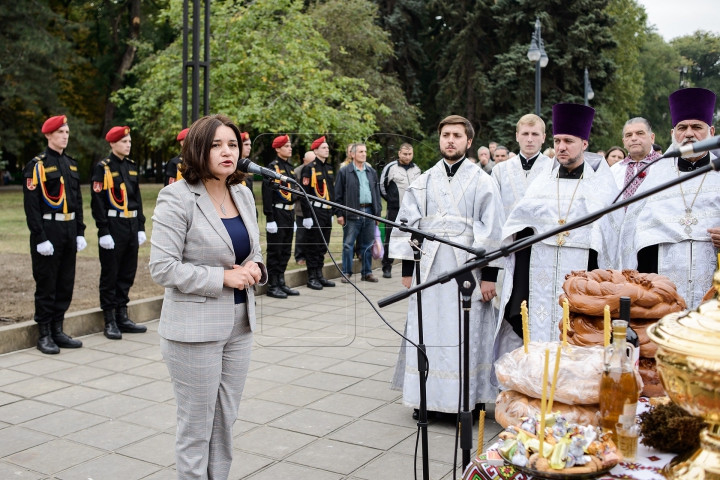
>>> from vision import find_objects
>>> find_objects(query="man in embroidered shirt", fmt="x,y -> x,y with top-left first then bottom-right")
610,118 -> 661,197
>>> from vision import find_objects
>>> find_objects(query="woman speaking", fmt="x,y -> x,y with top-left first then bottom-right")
149,114 -> 267,479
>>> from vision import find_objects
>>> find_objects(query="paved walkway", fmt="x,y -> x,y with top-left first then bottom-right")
0,269 -> 502,479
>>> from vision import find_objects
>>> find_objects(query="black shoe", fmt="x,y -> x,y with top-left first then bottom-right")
103,309 -> 122,340
51,320 -> 82,348
412,409 -> 419,420
37,323 -> 60,354
306,268 -> 323,290
382,269 -> 392,279
267,274 -> 288,299
317,269 -> 335,287
278,276 -> 300,296
115,307 -> 147,333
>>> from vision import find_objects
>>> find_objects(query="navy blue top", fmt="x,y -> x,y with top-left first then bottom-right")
221,215 -> 251,304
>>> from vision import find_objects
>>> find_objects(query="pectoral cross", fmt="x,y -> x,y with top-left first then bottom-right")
679,208 -> 698,234
556,219 -> 569,246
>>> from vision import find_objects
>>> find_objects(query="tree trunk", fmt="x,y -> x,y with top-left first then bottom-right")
101,0 -> 140,136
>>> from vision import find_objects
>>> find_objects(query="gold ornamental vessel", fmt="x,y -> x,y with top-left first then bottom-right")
648,259 -> 720,480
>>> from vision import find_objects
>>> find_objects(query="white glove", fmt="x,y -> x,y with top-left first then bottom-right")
303,217 -> 313,229
99,235 -> 115,250
138,231 -> 146,246
36,240 -> 54,256
266,221 -> 278,234
76,236 -> 87,252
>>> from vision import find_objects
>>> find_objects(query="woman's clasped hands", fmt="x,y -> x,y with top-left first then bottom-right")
223,261 -> 262,290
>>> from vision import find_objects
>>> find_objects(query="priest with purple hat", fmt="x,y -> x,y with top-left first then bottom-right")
620,87 -> 719,309
493,103 -> 623,356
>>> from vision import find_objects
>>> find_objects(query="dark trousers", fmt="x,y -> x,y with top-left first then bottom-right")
99,217 -> 139,311
294,215 -> 306,262
266,208 -> 294,276
305,208 -> 332,269
31,221 -> 77,325
382,208 -> 398,271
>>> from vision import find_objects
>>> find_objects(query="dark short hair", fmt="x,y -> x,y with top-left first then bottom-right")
180,114 -> 247,186
437,115 -> 475,140
652,143 -> 662,152
495,145 -> 509,154
398,143 -> 413,151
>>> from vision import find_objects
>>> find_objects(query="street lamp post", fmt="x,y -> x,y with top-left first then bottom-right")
584,68 -> 594,106
679,66 -> 688,89
527,18 -> 549,116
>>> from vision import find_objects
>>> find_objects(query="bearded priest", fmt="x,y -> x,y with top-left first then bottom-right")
389,115 -> 506,417
494,103 -> 623,357
620,87 -> 719,309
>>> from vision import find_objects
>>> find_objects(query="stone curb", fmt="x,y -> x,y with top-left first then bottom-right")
0,258 -> 395,355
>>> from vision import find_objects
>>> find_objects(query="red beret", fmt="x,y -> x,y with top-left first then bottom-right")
272,134 -> 289,149
42,115 -> 67,134
241,132 -> 250,142
311,136 -> 326,150
105,126 -> 131,143
176,128 -> 189,142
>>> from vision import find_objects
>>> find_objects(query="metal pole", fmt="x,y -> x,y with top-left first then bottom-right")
535,60 -> 541,116
203,0 -> 210,116
192,0 -> 201,121
584,68 -> 589,106
182,0 -> 189,128
534,22 -> 541,116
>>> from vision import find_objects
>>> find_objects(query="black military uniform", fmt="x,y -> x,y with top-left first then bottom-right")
90,152 -> 147,338
300,157 -> 337,289
23,147 -> 85,354
164,155 -> 182,186
261,155 -> 298,298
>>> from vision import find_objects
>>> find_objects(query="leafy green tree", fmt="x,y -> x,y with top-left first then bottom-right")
635,32 -> 687,148
309,0 -> 422,138
592,0 -> 647,150
117,0 -> 388,161
672,31 -> 720,95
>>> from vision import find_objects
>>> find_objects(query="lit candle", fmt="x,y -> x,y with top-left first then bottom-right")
547,345 -> 561,413
604,305 -> 611,348
562,299 -> 569,347
521,300 -> 529,354
539,348 -> 549,458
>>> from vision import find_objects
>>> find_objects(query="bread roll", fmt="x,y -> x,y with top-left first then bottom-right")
639,357 -> 665,397
559,270 -> 686,319
495,390 -> 601,428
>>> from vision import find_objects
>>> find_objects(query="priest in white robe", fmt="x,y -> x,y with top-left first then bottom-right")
491,113 -> 553,219
620,87 -> 720,309
495,103 -> 623,355
389,115 -> 506,416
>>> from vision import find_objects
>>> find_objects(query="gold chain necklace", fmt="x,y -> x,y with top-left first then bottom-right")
677,161 -> 708,234
556,171 -> 583,246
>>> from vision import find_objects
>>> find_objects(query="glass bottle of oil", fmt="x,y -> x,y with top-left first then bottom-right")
599,320 -> 639,442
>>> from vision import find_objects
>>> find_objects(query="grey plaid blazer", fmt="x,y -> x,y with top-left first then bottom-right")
150,180 -> 267,342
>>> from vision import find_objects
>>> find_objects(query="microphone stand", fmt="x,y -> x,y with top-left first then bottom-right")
269,181 -> 480,480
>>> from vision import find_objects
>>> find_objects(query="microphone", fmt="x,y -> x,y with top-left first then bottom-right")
662,135 -> 720,160
237,158 -> 298,184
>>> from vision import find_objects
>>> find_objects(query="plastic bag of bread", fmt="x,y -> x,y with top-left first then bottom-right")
559,269 -> 686,318
495,342 -> 605,405
495,390 -> 600,428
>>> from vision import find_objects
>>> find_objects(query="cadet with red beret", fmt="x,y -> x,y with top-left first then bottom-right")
23,115 -> 86,354
90,126 -> 147,339
164,128 -> 188,186
299,136 -> 337,290
261,134 -> 299,298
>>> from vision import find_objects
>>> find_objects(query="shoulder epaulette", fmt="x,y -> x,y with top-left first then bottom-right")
100,158 -> 110,166
127,158 -> 135,164
32,153 -> 47,163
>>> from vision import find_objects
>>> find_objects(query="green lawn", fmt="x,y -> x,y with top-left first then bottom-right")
0,183 -> 377,269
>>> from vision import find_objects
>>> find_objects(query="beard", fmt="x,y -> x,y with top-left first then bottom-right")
672,128 -> 710,160
558,151 -> 583,169
441,145 -> 467,162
